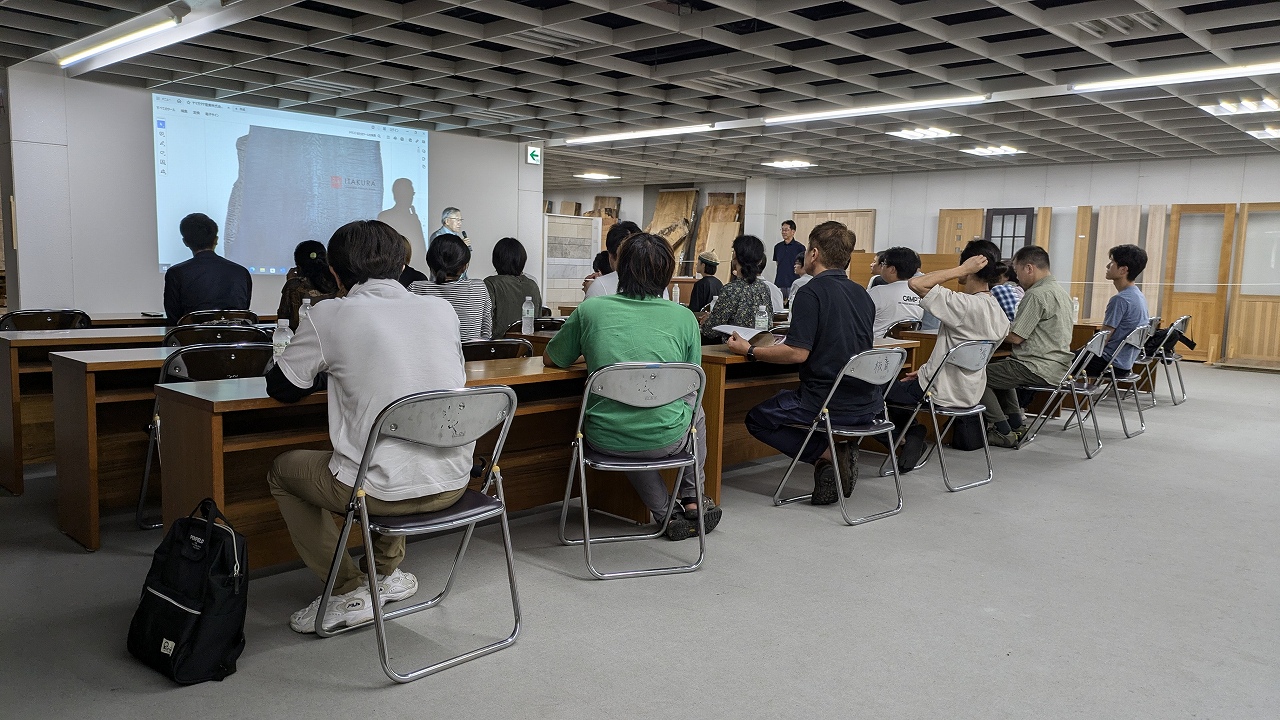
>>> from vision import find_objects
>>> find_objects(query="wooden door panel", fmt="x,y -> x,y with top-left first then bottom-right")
936,209 -> 985,254
1164,292 -> 1220,362
1163,204 -> 1235,363
1225,203 -> 1280,368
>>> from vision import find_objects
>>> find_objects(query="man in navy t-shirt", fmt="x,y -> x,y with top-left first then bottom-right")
773,220 -> 806,299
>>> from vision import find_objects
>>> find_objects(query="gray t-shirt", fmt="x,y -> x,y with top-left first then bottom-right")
1102,285 -> 1150,370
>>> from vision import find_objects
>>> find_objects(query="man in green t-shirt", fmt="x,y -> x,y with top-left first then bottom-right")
544,233 -> 723,540
980,245 -> 1074,447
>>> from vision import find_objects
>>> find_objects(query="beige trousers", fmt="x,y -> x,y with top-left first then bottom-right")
268,449 -> 466,595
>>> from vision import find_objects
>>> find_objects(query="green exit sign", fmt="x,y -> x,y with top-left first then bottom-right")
526,145 -> 541,164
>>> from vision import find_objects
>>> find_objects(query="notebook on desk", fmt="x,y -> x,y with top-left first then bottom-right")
712,326 -> 780,347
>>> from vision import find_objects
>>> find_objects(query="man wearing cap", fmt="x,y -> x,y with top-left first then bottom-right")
688,250 -> 724,312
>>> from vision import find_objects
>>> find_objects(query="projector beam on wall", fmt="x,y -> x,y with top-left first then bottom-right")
41,0 -> 301,77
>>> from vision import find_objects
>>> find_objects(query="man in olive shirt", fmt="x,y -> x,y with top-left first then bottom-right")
980,245 -> 1073,447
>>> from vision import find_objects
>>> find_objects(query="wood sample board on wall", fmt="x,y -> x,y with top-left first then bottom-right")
1088,206 -> 1142,319
646,189 -> 698,251
792,210 -> 875,251
1161,204 -> 1235,363
936,209 -> 985,254
1225,202 -> 1280,369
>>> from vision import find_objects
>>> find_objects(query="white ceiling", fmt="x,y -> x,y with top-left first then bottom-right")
4,0 -> 1280,188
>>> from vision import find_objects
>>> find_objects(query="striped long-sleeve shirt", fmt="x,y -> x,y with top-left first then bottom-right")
408,278 -> 494,340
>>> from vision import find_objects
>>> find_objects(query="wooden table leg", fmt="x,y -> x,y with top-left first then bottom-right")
701,363 -> 727,505
53,360 -> 98,550
0,346 -> 23,495
159,397 -> 223,526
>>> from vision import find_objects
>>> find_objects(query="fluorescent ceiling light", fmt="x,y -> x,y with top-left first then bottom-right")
58,14 -> 181,68
961,146 -> 1025,156
886,127 -> 959,140
564,124 -> 714,145
764,95 -> 988,126
574,172 -> 621,180
1247,128 -> 1280,140
1199,97 -> 1280,116
1071,60 -> 1280,92
762,160 -> 814,169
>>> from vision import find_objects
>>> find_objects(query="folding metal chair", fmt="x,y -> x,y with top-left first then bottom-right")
1076,324 -> 1152,439
1016,330 -> 1111,459
773,347 -> 908,525
314,386 -> 521,683
136,343 -> 273,528
1129,317 -> 1163,411
1153,315 -> 1190,406
164,323 -> 271,346
461,338 -> 534,362
884,320 -> 921,339
557,362 -> 708,580
504,317 -> 564,335
887,340 -> 998,492
176,309 -> 258,326
0,309 -> 91,330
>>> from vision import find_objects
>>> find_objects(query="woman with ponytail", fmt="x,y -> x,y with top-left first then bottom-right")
278,240 -> 341,330
409,233 -> 493,340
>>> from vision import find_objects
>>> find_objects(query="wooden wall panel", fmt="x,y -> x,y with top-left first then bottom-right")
1162,204 -> 1236,363
792,209 -> 874,252
1071,206 -> 1093,314
1034,206 -> 1052,249
1089,205 -> 1142,320
1142,205 -> 1168,317
936,208 -> 985,254
1225,202 -> 1280,369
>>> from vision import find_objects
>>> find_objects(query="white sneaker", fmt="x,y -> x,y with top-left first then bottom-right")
378,568 -> 418,604
289,586 -> 375,634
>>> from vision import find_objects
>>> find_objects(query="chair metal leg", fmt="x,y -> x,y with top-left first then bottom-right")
1074,388 -> 1103,459
931,410 -> 991,492
1171,357 -> 1187,405
1113,377 -> 1145,438
1016,388 -> 1068,448
559,445 -> 670,548
135,421 -> 163,530
773,420 -> 821,506
834,428 -> 902,525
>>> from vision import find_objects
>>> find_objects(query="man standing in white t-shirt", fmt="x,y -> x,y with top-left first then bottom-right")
866,246 -> 924,337
266,219 -> 472,634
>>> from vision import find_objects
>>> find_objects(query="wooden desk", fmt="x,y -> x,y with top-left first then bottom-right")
504,330 -> 558,355
51,347 -> 177,550
0,328 -> 168,494
155,358 -> 671,569
698,338 -> 918,493
86,313 -> 278,328
903,321 -> 1106,366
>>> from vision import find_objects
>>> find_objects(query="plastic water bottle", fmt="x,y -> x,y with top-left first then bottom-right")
272,319 -> 293,359
299,298 -> 311,322
754,304 -> 769,331
709,295 -> 719,311
1071,297 -> 1081,323
672,284 -> 681,305
520,296 -> 535,335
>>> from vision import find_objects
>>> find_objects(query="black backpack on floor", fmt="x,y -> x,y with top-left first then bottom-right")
127,498 -> 248,684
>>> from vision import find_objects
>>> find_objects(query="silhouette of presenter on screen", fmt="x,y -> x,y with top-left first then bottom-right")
377,178 -> 427,269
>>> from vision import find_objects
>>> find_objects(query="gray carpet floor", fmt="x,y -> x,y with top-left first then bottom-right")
1,362 -> 1276,719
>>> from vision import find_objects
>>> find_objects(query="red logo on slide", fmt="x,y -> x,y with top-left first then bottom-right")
330,176 -> 342,189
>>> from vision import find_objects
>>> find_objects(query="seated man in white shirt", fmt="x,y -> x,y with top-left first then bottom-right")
265,219 -> 472,634
758,258 -> 785,314
867,246 -> 924,337
883,241 -> 1011,472
583,221 -> 641,298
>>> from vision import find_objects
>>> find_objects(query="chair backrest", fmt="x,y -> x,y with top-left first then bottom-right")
540,306 -> 552,317
354,386 -> 518,492
0,309 -> 91,331
503,317 -> 564,335
839,347 -> 908,387
585,362 -> 705,409
1121,324 -> 1151,349
462,339 -> 534,362
165,324 -> 271,347
769,324 -> 790,335
885,320 -> 921,339
1148,316 -> 1162,330
1055,329 -> 1110,382
941,340 -> 997,372
177,309 -> 259,326
160,343 -> 273,382
1170,314 -> 1190,334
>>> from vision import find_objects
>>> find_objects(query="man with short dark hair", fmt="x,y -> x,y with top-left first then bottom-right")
773,219 -> 806,299
867,246 -> 924,337
981,245 -> 1074,447
732,221 -> 877,504
162,213 -> 252,324
583,220 -> 642,298
266,219 -> 470,634
1084,244 -> 1150,377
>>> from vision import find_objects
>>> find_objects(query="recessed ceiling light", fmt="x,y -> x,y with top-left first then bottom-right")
1199,97 -> 1280,115
565,124 -> 714,145
574,172 -> 621,180
1247,128 -> 1280,140
961,146 -> 1025,156
761,160 -> 814,169
886,127 -> 959,140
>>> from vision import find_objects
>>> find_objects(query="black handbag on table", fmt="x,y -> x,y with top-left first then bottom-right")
127,498 -> 247,684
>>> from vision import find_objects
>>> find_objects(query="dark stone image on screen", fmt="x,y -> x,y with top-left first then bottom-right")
223,126 -> 383,271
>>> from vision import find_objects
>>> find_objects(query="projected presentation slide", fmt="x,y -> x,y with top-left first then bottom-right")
152,94 -> 429,275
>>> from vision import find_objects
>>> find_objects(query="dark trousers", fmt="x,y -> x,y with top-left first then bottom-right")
884,378 -> 926,436
745,390 -> 876,465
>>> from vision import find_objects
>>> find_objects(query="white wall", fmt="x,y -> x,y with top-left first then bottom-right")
4,61 -> 541,314
762,154 -> 1280,253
